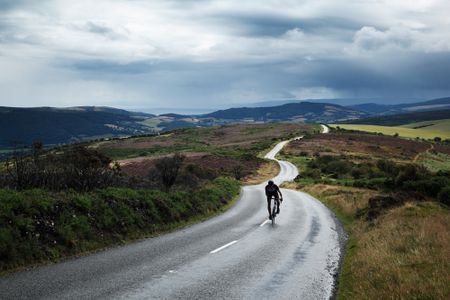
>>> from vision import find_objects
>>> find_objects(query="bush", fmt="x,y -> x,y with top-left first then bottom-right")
0,176 -> 240,271
437,187 -> 450,206
352,178 -> 388,190
403,177 -> 450,198
395,164 -> 423,185
0,145 -> 120,191
376,159 -> 399,177
153,153 -> 185,191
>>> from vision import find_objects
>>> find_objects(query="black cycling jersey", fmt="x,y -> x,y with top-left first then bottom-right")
265,183 -> 280,197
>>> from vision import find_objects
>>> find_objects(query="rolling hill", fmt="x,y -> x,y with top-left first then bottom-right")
348,97 -> 450,115
0,106 -> 154,147
401,119 -> 450,132
2,97 -> 450,150
341,109 -> 450,126
203,102 -> 367,123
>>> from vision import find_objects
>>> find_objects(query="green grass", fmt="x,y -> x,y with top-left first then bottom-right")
99,123 -> 317,160
0,177 -> 240,273
331,124 -> 450,140
421,151 -> 450,172
138,117 -> 162,128
400,118 -> 450,132
277,154 -> 311,172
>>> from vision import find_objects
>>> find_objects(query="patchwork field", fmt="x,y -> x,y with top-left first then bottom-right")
330,124 -> 450,140
401,118 -> 450,132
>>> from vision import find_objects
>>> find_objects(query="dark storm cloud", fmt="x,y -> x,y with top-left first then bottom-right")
0,0 -> 25,10
0,0 -> 449,108
70,60 -> 150,74
212,13 -> 363,37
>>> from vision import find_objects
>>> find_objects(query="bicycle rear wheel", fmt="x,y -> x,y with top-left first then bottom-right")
271,201 -> 276,226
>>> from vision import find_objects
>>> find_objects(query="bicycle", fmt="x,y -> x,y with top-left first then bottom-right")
269,195 -> 281,226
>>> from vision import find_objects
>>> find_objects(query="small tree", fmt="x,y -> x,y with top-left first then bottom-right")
232,165 -> 244,180
154,153 -> 185,191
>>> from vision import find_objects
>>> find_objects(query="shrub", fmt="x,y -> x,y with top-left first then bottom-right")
403,177 -> 450,198
395,164 -> 422,185
0,176 -> 240,271
153,153 -> 185,191
437,187 -> 450,206
376,159 -> 399,177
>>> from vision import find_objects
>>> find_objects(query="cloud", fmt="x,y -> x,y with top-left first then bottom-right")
0,0 -> 449,110
353,26 -> 415,51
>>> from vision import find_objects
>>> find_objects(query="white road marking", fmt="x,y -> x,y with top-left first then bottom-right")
210,240 -> 238,254
259,220 -> 270,227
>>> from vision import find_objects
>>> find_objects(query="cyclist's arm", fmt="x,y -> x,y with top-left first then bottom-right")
277,187 -> 283,200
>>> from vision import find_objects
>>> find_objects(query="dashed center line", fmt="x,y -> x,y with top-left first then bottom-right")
210,240 -> 238,254
259,220 -> 270,227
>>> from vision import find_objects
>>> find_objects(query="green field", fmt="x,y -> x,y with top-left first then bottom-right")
331,124 -> 450,139
400,118 -> 450,132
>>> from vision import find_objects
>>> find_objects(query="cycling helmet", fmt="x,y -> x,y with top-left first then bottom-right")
268,180 -> 274,185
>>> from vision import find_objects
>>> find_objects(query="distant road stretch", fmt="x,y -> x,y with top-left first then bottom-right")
0,131 -> 345,300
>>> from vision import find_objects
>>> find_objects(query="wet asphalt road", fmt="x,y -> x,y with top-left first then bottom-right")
0,134 -> 345,300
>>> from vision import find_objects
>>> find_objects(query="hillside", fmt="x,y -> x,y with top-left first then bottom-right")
348,97 -> 450,115
203,102 -> 367,123
401,119 -> 450,132
281,131 -> 450,298
340,109 -> 450,126
2,97 -> 450,150
0,123 -> 316,272
0,106 -> 154,147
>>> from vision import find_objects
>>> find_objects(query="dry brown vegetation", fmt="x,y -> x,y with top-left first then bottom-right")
119,152 -> 264,180
102,123 -> 317,185
302,184 -> 450,299
286,132 -> 433,161
103,123 -> 314,152
285,129 -> 450,299
242,160 -> 280,185
303,184 -> 375,216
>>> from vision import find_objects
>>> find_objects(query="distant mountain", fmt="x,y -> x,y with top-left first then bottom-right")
341,109 -> 450,126
203,102 -> 367,123
0,106 -> 154,147
3,97 -> 449,150
348,97 -> 450,115
246,97 -> 423,108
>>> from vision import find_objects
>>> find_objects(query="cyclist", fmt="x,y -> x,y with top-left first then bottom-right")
265,180 -> 283,220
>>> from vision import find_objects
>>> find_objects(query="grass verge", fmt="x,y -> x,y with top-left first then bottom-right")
242,160 -> 280,185
301,184 -> 450,299
0,177 -> 241,274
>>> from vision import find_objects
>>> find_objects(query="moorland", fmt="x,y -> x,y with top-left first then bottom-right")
280,128 -> 450,299
0,123 -> 316,273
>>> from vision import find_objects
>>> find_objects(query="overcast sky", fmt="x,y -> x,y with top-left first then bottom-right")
0,0 -> 449,112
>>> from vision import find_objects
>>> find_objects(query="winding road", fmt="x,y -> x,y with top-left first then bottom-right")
0,125 -> 345,300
